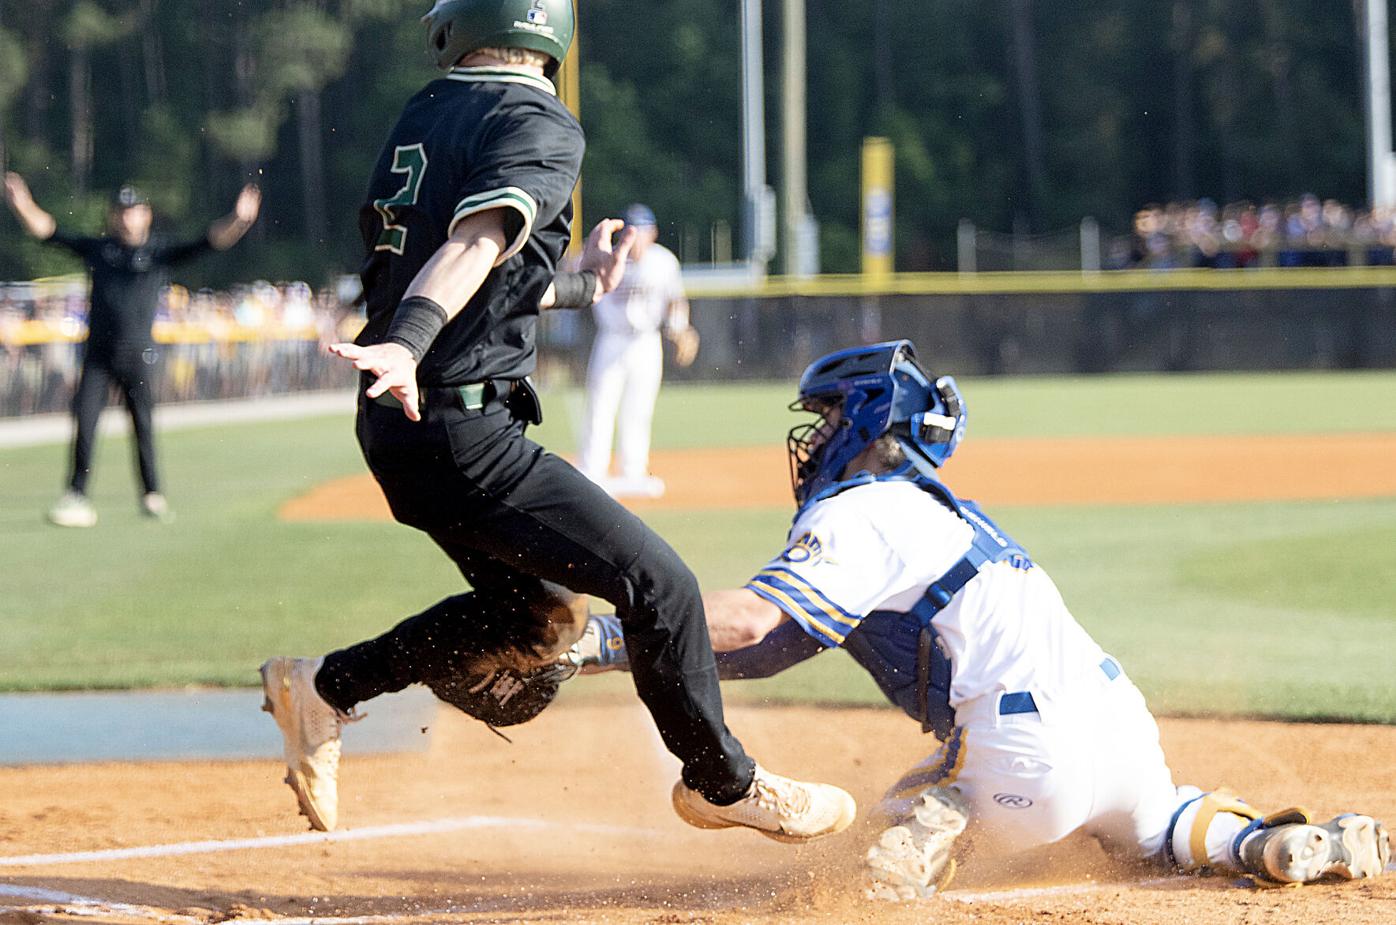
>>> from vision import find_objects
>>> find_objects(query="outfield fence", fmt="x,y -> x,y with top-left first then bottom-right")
659,269 -> 1396,380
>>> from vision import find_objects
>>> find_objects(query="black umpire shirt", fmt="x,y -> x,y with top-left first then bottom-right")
355,65 -> 585,387
49,231 -> 213,357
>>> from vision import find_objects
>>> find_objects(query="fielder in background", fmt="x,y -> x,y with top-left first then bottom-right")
2,172 -> 261,527
259,0 -> 855,847
570,340 -> 1391,898
577,203 -> 699,499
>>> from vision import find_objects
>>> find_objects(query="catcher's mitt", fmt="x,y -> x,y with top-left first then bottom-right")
427,661 -> 575,729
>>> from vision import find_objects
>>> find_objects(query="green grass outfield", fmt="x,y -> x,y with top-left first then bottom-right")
1,370 -> 1394,723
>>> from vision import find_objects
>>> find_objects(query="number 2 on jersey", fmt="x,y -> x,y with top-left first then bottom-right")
373,144 -> 429,255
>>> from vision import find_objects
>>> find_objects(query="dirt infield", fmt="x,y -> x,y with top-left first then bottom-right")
278,433 -> 1396,520
1,700 -> 1393,924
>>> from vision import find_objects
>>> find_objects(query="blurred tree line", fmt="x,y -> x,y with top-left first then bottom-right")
0,0 -> 1375,281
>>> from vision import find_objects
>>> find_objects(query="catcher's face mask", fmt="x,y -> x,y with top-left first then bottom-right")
786,398 -> 845,504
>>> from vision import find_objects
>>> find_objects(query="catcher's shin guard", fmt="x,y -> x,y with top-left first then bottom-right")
1165,789 -> 1262,874
865,786 -> 970,900
1233,810 -> 1391,884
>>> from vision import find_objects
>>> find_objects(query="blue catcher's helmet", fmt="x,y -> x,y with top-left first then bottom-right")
787,340 -> 966,505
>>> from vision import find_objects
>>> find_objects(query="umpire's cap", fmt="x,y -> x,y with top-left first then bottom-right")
422,0 -> 575,77
111,185 -> 150,210
624,204 -> 657,228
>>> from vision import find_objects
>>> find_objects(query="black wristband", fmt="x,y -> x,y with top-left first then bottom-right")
384,296 -> 448,361
550,270 -> 598,310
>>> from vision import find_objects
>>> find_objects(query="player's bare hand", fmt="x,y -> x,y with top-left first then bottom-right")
580,218 -> 638,297
3,172 -> 32,208
234,184 -> 262,225
329,341 -> 422,422
672,327 -> 700,368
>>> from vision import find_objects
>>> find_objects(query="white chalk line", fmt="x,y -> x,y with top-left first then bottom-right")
1,883 -> 452,924
0,814 -> 655,868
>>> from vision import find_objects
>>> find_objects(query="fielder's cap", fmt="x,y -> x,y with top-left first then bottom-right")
624,203 -> 656,228
111,185 -> 150,210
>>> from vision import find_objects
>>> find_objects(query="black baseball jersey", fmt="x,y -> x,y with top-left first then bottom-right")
355,65 -> 584,386
48,231 -> 212,355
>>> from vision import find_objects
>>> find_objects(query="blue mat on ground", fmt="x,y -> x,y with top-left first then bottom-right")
0,687 -> 437,765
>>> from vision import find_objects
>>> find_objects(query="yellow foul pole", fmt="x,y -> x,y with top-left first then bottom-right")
861,137 -> 895,280
558,2 -> 582,257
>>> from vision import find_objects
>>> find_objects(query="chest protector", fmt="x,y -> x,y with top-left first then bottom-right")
839,473 -> 1033,740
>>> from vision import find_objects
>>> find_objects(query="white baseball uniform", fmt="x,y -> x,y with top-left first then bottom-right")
578,243 -> 685,486
744,476 -> 1236,865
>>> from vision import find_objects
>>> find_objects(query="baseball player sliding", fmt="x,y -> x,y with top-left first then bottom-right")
577,204 -> 698,498
260,0 -> 854,847
569,340 -> 1391,897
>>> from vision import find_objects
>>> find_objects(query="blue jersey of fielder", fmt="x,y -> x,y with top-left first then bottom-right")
744,474 -> 1110,736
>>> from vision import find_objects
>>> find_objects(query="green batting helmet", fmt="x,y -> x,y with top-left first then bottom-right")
422,0 -> 575,76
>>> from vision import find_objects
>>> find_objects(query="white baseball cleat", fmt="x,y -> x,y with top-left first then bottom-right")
866,786 -> 970,900
1237,810 -> 1391,884
47,492 -> 97,528
671,765 -> 856,843
260,656 -> 358,832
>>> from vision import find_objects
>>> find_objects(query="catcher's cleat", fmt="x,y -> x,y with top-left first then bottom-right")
866,786 -> 970,900
671,765 -> 856,844
47,491 -> 97,528
559,614 -> 628,674
1235,809 -> 1391,884
259,656 -> 359,832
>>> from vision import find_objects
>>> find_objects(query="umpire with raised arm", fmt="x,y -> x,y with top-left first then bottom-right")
258,0 -> 854,845
3,173 -> 261,527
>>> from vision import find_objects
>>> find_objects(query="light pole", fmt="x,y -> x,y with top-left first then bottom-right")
1366,0 -> 1395,207
740,0 -> 775,268
781,0 -> 810,276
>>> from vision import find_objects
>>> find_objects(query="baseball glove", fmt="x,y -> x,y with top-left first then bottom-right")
427,661 -> 576,730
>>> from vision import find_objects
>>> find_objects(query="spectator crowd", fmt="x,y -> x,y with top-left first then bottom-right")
1110,195 -> 1396,270
0,276 -> 364,417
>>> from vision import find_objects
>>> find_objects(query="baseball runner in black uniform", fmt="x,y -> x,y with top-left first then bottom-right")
259,0 -> 855,844
3,173 -> 261,527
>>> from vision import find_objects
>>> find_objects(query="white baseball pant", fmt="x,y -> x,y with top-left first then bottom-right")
875,664 -> 1194,864
579,329 -> 663,480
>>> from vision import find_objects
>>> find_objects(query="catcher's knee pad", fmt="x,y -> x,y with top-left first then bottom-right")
1165,788 -> 1262,872
866,786 -> 970,900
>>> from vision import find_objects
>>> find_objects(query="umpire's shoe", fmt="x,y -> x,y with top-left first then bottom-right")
1236,809 -> 1390,884
671,765 -> 856,843
260,656 -> 358,832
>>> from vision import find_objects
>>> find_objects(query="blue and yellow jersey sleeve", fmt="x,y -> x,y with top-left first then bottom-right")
746,564 -> 861,647
744,493 -> 914,649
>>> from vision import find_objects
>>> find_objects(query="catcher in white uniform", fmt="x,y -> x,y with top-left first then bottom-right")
570,340 -> 1391,897
578,204 -> 698,498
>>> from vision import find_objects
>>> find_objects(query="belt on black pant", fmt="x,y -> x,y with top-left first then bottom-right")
998,656 -> 1123,716
367,380 -> 501,412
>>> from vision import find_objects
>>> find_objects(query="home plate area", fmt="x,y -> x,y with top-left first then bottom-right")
2,700 -> 1393,925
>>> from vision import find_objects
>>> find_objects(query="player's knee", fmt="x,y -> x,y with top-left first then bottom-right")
618,540 -> 702,626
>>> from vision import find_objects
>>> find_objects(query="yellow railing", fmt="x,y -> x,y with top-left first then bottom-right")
684,266 -> 1396,299
1,319 -> 326,347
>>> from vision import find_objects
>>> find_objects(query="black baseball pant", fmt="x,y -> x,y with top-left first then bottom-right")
316,386 -> 757,805
69,347 -> 160,495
